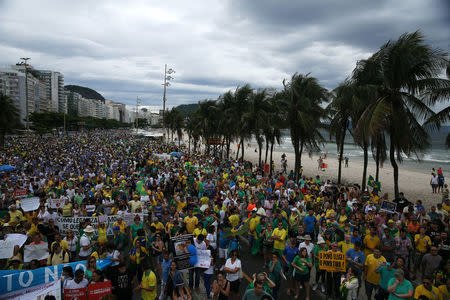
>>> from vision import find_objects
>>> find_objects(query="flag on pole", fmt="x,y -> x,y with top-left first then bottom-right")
368,175 -> 375,187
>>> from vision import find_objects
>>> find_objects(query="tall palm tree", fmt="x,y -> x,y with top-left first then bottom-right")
356,31 -> 448,197
232,85 -> 253,160
244,89 -> 270,166
328,82 -> 356,184
0,94 -> 21,148
282,73 -> 329,180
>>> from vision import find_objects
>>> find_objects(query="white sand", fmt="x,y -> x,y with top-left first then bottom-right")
227,144 -> 442,208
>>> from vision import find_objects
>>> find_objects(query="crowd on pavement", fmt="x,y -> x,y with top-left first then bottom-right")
0,130 -> 449,300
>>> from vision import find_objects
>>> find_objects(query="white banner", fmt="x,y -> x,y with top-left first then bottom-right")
20,197 -> 40,212
195,249 -> 211,269
48,198 -> 65,209
0,240 -> 14,259
24,243 -> 49,262
0,279 -> 61,300
5,234 -> 28,248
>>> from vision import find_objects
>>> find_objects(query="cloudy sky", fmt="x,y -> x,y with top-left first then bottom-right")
0,0 -> 448,108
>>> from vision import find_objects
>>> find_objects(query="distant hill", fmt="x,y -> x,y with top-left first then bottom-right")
65,85 -> 105,103
175,103 -> 199,117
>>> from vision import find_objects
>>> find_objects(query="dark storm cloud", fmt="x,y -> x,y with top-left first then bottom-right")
0,0 -> 447,107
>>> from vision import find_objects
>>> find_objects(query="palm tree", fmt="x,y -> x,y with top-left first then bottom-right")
263,91 -> 284,174
170,108 -> 184,146
0,94 -> 21,148
356,31 -> 448,197
232,85 -> 253,160
282,73 -> 329,180
327,82 -> 356,184
244,89 -> 271,166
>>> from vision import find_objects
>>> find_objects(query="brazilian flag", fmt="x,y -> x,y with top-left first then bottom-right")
368,175 -> 381,191
368,175 -> 375,187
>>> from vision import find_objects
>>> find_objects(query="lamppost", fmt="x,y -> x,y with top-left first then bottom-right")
135,96 -> 141,131
162,64 -> 175,124
20,57 -> 31,131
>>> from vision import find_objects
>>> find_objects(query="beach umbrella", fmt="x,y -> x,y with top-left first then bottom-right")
0,165 -> 16,172
171,151 -> 181,156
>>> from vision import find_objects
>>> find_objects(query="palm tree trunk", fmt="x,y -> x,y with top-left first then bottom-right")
362,141 -> 368,192
270,141 -> 274,175
188,136 -> 191,154
236,142 -> 240,160
293,138 -> 300,180
298,142 -> 304,181
389,138 -> 399,198
240,138 -> 245,161
264,139 -> 269,164
375,145 -> 380,182
0,130 -> 5,149
226,139 -> 231,159
338,129 -> 346,184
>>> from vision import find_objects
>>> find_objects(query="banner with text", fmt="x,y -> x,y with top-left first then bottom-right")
0,279 -> 61,300
171,234 -> 194,270
318,251 -> 346,272
87,280 -> 112,300
0,258 -> 112,294
48,198 -> 66,209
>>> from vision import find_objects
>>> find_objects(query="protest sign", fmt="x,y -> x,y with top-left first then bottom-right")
13,189 -> 28,198
24,243 -> 49,262
195,249 -> 211,269
5,234 -> 28,248
20,197 -> 40,212
0,258 -> 112,294
171,234 -> 194,270
0,279 -> 61,300
380,200 -> 397,213
48,198 -> 65,209
318,251 -> 346,272
55,216 -> 98,236
87,280 -> 112,300
64,287 -> 87,300
98,214 -> 107,223
0,240 -> 14,259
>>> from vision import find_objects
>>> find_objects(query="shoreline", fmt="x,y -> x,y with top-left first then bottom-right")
224,142 -> 444,209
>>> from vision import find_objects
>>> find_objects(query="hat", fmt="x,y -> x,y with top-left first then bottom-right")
84,225 -> 95,233
292,207 -> 298,212
3,223 -> 11,227
387,219 -> 394,224
317,237 -> 325,244
303,234 -> 311,241
394,269 -> 404,277
252,207 -> 257,212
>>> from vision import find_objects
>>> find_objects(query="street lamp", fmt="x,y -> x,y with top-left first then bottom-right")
162,64 -> 175,122
135,96 -> 141,131
20,57 -> 31,131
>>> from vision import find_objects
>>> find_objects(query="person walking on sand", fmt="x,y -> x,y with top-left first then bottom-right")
345,156 -> 349,167
431,173 -> 438,193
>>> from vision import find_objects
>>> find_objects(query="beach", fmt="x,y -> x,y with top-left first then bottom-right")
226,143 -> 444,209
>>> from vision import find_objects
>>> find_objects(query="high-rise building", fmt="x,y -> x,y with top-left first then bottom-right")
34,70 -> 65,113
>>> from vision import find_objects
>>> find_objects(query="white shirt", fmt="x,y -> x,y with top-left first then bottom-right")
64,278 -> 88,289
225,258 -> 241,282
79,234 -> 92,257
194,239 -> 207,250
206,233 -> 217,249
299,241 -> 315,257
64,236 -> 78,252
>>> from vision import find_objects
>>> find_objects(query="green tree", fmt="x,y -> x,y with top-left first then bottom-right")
0,94 -> 22,148
282,73 -> 329,180
356,31 -> 448,197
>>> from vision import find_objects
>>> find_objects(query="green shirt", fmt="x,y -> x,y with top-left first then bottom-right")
312,245 -> 328,268
387,278 -> 413,300
268,260 -> 282,283
292,256 -> 311,275
377,266 -> 396,291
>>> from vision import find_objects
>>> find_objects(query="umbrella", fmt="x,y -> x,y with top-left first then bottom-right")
0,165 -> 16,172
170,151 -> 181,156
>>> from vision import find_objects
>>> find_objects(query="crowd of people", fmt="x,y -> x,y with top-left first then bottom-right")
0,130 -> 449,300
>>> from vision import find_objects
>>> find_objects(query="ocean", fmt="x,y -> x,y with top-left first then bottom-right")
250,126 -> 449,173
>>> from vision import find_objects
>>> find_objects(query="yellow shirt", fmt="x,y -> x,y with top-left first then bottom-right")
193,228 -> 207,238
59,240 -> 69,252
248,217 -> 260,237
62,203 -> 72,217
98,227 -> 107,243
272,228 -> 288,250
141,270 -> 157,300
438,285 -> 448,300
184,216 -> 198,234
113,221 -> 127,234
9,210 -> 23,224
364,254 -> 386,285
151,222 -> 164,234
47,250 -> 69,266
414,284 -> 442,300
443,203 -> 450,213
200,197 -> 209,206
414,234 -> 431,253
363,234 -> 380,256
176,200 -> 187,212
